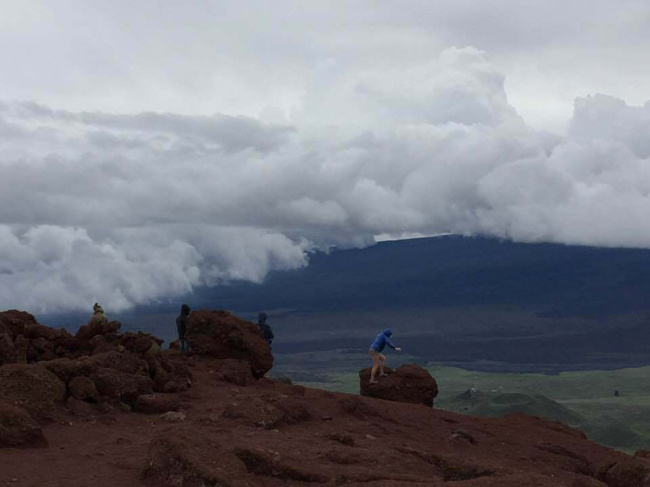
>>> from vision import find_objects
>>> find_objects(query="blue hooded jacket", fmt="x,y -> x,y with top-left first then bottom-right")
370,329 -> 396,353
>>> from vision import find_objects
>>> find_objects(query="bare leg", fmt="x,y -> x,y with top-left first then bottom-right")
379,354 -> 387,376
370,353 -> 380,383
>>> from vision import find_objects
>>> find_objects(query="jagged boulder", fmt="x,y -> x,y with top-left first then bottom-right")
0,363 -> 67,422
0,400 -> 48,448
359,364 -> 438,407
186,310 -> 273,378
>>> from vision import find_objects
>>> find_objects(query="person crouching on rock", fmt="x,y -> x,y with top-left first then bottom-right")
88,303 -> 109,327
368,328 -> 401,384
257,312 -> 274,348
176,304 -> 191,354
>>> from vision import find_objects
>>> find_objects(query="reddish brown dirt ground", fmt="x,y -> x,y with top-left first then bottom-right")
2,354 -> 649,486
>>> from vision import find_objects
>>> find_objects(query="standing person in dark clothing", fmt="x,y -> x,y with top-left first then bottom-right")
176,304 -> 191,353
257,312 -> 274,348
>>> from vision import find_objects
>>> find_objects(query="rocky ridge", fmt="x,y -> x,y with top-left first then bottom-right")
2,309 -> 650,486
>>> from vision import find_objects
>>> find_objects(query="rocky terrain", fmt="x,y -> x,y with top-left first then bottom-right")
3,310 -> 650,486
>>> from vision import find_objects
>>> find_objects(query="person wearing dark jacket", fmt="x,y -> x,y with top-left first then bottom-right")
176,304 -> 191,353
368,328 -> 401,384
257,312 -> 274,347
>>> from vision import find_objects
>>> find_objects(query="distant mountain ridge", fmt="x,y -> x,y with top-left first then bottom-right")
38,235 -> 650,370
193,235 -> 650,317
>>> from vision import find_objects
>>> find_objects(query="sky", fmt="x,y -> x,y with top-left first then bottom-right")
1,1 -> 649,313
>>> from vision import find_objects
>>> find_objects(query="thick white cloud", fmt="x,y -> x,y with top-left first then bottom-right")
2,1 -> 650,132
1,45 -> 649,312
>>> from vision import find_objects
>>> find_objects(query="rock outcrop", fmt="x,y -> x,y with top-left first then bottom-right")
186,310 -> 273,378
0,310 -> 165,366
359,364 -> 439,406
0,309 -> 196,451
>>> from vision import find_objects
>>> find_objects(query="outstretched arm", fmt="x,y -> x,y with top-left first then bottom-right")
385,336 -> 397,350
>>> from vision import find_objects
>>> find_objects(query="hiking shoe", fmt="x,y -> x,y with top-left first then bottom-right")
369,380 -> 379,384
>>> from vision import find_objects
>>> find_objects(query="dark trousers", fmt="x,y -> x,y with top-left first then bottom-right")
180,338 -> 191,353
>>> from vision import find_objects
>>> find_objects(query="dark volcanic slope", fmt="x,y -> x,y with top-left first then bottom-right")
4,355 -> 650,487
194,235 -> 650,316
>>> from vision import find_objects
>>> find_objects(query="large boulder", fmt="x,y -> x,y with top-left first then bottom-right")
359,364 -> 439,407
0,400 -> 48,448
0,363 -> 67,422
186,310 -> 273,378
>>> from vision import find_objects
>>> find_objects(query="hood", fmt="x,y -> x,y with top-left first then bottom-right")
383,328 -> 392,337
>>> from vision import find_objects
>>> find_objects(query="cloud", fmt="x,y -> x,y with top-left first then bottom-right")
1,47 -> 649,312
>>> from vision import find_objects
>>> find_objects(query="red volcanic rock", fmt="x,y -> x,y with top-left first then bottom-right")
92,369 -> 155,405
120,331 -> 162,356
66,396 -> 95,417
0,331 -> 17,365
359,364 -> 439,407
4,354 -> 650,486
75,320 -> 121,344
186,310 -> 273,378
221,393 -> 311,430
133,394 -> 181,415
0,311 -> 38,365
43,351 -> 149,384
0,310 -> 37,337
69,376 -> 99,402
142,430 -> 251,487
0,364 -> 66,423
0,400 -> 47,448
147,357 -> 192,393
211,358 -> 255,386
594,458 -> 650,487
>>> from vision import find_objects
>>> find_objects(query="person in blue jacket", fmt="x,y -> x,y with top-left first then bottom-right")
368,328 -> 401,384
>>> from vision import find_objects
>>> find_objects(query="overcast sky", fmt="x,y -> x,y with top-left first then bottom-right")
1,1 -> 649,312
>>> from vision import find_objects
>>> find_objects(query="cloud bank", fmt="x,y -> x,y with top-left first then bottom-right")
1,47 -> 649,312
